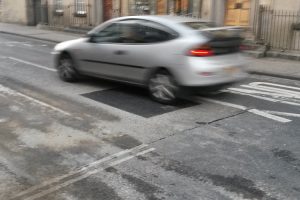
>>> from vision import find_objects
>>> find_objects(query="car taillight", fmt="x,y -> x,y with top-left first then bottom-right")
188,45 -> 214,57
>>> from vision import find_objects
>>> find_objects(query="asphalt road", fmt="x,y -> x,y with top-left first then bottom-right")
0,33 -> 299,200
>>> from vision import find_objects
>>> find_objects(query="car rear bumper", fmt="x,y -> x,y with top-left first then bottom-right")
173,53 -> 248,87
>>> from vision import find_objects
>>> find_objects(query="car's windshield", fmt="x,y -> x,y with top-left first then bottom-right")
182,22 -> 215,30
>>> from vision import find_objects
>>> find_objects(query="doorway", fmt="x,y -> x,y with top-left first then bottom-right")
33,0 -> 42,25
225,0 -> 250,26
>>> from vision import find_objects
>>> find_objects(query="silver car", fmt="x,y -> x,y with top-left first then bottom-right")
53,15 -> 247,104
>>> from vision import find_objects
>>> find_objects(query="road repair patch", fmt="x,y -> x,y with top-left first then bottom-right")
82,87 -> 197,118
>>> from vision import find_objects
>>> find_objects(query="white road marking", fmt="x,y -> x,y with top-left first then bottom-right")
23,44 -> 33,47
0,118 -> 8,123
0,84 -> 70,116
226,82 -> 300,106
223,89 -> 300,107
8,57 -> 57,72
249,82 -> 300,91
199,97 -> 247,110
263,111 -> 300,118
198,97 -> 291,123
219,81 -> 300,122
248,109 -> 292,123
242,85 -> 300,99
11,145 -> 155,200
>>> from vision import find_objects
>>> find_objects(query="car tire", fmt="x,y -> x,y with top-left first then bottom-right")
57,53 -> 80,82
148,70 -> 179,104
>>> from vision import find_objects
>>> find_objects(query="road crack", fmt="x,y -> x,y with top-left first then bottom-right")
197,110 -> 248,125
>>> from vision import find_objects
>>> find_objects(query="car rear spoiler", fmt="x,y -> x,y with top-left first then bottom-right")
200,26 -> 245,38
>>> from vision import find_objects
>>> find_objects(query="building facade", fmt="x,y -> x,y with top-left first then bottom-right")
108,0 -> 255,27
0,0 -> 299,29
0,0 -> 29,25
0,0 -> 104,27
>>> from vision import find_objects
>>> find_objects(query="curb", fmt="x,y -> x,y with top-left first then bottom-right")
243,50 -> 265,58
248,71 -> 300,81
266,51 -> 300,61
0,31 -> 65,43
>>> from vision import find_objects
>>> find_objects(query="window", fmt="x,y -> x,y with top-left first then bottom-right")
54,0 -> 63,15
75,0 -> 86,15
92,23 -> 123,43
91,20 -> 178,44
138,20 -> 178,43
116,20 -> 178,44
54,0 -> 63,8
183,22 -> 215,30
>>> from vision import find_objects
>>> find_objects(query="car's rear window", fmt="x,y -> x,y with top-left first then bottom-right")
182,22 -> 215,30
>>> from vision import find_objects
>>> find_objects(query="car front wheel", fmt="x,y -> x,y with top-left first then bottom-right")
57,53 -> 79,82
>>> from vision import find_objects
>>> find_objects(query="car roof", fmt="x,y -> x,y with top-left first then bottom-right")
116,15 -> 209,23
89,15 -> 210,36
108,15 -> 210,34
149,15 -> 210,23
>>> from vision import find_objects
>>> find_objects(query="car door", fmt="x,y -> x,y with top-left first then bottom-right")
76,23 -> 122,76
106,20 -> 178,83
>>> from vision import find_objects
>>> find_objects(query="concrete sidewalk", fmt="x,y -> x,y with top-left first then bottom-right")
246,57 -> 300,81
0,22 -> 299,80
0,23 -> 82,43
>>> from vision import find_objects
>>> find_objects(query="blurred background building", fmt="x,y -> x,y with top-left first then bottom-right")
0,0 -> 255,27
0,0 -> 299,52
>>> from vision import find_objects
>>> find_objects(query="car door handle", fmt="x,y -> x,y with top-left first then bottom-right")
114,50 -> 127,55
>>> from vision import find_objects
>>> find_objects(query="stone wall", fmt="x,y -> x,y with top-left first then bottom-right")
0,0 -> 28,24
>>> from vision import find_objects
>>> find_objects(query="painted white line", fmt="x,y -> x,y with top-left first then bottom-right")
0,84 -> 70,116
198,97 -> 291,123
199,97 -> 247,110
109,148 -> 156,166
11,144 -> 149,200
248,109 -> 291,123
8,57 -> 57,72
18,147 -> 155,200
249,82 -> 300,91
264,111 -> 300,118
224,89 -> 300,107
23,44 -> 33,47
241,85 -> 300,99
0,118 -> 8,123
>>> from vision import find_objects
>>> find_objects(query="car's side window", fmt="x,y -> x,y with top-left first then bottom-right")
118,23 -> 145,44
139,21 -> 178,43
139,24 -> 174,43
91,20 -> 179,44
117,20 -> 179,44
92,23 -> 122,43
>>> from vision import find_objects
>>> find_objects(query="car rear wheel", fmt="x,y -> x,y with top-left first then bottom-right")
148,70 -> 179,104
57,54 -> 79,82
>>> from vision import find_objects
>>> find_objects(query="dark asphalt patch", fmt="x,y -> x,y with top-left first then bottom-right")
82,87 -> 197,118
293,187 -> 300,192
272,149 -> 298,163
206,174 -> 267,200
105,167 -> 118,173
121,173 -> 162,200
104,167 -> 163,200
156,157 -> 277,200
103,134 -> 142,150
59,177 -> 122,200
